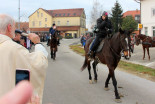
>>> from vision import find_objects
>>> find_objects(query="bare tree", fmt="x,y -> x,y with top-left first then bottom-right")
90,0 -> 103,29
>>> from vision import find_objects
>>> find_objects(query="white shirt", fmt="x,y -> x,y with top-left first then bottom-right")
0,34 -> 48,104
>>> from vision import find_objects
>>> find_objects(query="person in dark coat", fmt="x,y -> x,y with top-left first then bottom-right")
47,23 -> 56,46
88,11 -> 113,57
13,29 -> 22,44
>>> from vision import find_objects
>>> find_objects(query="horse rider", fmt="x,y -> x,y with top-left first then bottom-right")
47,23 -> 56,46
88,11 -> 113,58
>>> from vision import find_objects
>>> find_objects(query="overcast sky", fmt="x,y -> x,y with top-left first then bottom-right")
0,0 -> 140,28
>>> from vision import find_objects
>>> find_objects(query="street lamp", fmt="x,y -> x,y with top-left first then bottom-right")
134,0 -> 142,34
18,0 -> 20,29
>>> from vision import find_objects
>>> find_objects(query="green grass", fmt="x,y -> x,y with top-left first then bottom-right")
70,44 -> 85,56
70,44 -> 155,77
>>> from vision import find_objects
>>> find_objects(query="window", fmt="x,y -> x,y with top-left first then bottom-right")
145,27 -> 148,36
32,21 -> 35,27
55,14 -> 57,16
45,24 -> 47,27
45,18 -> 47,22
135,15 -> 140,21
67,13 -> 70,16
153,26 -> 155,36
73,13 -> 76,16
58,21 -> 60,25
39,21 -> 41,26
67,21 -> 69,25
59,14 -> 61,16
152,8 -> 155,16
37,11 -> 39,17
53,21 -> 55,24
41,13 -> 43,17
63,13 -> 65,16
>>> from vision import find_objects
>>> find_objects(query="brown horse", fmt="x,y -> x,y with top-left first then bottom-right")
81,29 -> 131,103
49,30 -> 58,60
135,34 -> 155,60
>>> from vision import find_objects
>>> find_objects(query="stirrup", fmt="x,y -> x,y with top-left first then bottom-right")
88,51 -> 94,58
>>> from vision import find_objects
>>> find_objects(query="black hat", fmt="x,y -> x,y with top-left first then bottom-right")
102,11 -> 108,16
53,23 -> 56,26
15,29 -> 22,34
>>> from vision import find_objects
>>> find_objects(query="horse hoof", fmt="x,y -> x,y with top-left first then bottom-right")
94,80 -> 97,83
115,99 -> 122,103
89,80 -> 93,84
104,87 -> 110,91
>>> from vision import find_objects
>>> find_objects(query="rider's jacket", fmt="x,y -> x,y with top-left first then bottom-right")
49,27 -> 56,35
96,17 -> 113,38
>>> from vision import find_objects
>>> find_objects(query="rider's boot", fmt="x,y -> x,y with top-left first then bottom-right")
87,50 -> 94,58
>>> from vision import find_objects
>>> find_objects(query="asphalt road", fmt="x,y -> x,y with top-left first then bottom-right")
123,44 -> 155,69
42,39 -> 155,104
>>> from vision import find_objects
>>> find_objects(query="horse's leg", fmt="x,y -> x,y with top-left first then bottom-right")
104,73 -> 111,91
143,46 -> 145,60
92,60 -> 98,83
146,47 -> 150,60
54,49 -> 56,60
88,61 -> 92,84
109,67 -> 121,102
51,48 -> 53,59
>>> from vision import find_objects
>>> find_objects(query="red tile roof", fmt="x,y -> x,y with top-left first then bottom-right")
123,10 -> 140,18
15,22 -> 29,30
45,8 -> 84,17
30,26 -> 80,32
57,26 -> 80,31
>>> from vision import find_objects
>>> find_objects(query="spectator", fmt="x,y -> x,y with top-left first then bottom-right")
0,14 -> 48,104
13,29 -> 22,45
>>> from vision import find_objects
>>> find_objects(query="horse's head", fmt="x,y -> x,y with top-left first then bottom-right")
135,34 -> 141,45
118,28 -> 130,60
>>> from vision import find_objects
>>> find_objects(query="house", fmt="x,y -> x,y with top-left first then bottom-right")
123,10 -> 140,35
15,22 -> 29,32
29,8 -> 86,38
140,0 -> 155,37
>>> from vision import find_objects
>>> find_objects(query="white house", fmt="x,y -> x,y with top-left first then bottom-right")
141,0 -> 155,37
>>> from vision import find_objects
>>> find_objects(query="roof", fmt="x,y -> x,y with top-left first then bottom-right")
46,8 -> 84,17
15,22 -> 29,30
30,26 -> 80,32
29,8 -> 84,18
123,10 -> 140,18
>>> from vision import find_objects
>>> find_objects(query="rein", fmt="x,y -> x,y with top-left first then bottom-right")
108,42 -> 121,58
107,36 -> 121,59
107,34 -> 129,59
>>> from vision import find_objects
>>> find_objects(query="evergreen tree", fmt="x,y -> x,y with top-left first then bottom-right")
111,0 -> 123,32
122,16 -> 138,32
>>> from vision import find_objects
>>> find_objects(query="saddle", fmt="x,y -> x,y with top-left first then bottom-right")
89,38 -> 105,53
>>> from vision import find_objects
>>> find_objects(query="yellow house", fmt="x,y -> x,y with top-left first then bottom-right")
29,8 -> 86,38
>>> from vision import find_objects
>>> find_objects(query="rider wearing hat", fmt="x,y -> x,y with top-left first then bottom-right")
88,11 -> 113,58
47,23 -> 57,46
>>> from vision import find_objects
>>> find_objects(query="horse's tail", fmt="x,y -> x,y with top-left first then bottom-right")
81,56 -> 88,71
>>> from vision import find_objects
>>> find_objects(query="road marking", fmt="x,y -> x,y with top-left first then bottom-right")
145,61 -> 155,66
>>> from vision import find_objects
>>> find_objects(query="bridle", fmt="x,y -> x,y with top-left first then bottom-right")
107,33 -> 129,59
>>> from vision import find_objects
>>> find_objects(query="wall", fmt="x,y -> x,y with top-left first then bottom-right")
29,8 -> 52,28
141,0 -> 155,36
52,17 -> 80,26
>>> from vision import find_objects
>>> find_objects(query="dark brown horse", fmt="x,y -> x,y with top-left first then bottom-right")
81,29 -> 131,103
49,30 -> 58,60
135,34 -> 155,60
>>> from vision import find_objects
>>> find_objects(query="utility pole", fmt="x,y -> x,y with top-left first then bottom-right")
135,0 -> 141,34
18,0 -> 20,29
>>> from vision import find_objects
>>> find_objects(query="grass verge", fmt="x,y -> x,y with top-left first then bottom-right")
70,44 -> 155,81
